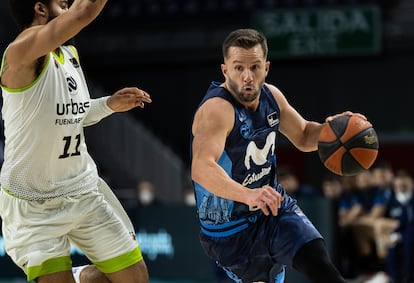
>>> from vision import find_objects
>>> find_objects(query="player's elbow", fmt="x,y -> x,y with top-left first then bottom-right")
293,138 -> 318,152
191,162 -> 203,184
191,158 -> 211,185
75,2 -> 105,25
297,144 -> 317,152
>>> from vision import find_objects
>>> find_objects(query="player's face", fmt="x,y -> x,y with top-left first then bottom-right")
47,0 -> 69,22
222,45 -> 269,104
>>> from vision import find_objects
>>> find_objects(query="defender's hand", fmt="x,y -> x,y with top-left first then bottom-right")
107,87 -> 152,112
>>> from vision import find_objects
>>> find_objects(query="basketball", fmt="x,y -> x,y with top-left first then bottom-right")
318,115 -> 379,176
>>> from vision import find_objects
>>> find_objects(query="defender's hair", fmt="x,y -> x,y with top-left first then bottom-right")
8,0 -> 51,30
222,29 -> 268,60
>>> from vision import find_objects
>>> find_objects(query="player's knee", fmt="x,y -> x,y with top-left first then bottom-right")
79,264 -> 149,283
80,265 -> 110,283
293,239 -> 345,283
134,261 -> 150,283
104,261 -> 149,283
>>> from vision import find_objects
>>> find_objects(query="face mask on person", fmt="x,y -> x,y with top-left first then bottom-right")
396,191 -> 413,205
185,194 -> 196,206
139,191 -> 154,205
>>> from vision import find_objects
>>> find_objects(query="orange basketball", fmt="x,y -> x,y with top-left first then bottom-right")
318,115 -> 379,176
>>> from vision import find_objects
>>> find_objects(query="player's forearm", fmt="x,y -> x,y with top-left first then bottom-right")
288,120 -> 322,152
295,121 -> 323,152
83,96 -> 114,126
192,160 -> 249,203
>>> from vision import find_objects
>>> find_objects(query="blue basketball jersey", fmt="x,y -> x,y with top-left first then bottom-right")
192,81 -> 283,237
192,82 -> 323,282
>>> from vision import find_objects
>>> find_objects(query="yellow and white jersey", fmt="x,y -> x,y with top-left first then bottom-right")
0,45 -> 98,200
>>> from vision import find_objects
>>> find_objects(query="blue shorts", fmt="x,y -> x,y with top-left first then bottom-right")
199,195 -> 322,282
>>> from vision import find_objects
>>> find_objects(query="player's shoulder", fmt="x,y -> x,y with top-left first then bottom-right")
193,96 -> 234,136
5,26 -> 48,67
264,82 -> 287,106
264,83 -> 283,96
198,96 -> 233,116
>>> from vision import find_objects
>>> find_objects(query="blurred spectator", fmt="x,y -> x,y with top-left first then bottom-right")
341,169 -> 392,279
335,175 -> 361,278
183,186 -> 196,206
371,161 -> 394,196
322,173 -> 344,201
321,173 -> 346,270
277,165 -> 321,199
337,175 -> 360,228
368,161 -> 395,260
136,180 -> 160,207
379,169 -> 414,283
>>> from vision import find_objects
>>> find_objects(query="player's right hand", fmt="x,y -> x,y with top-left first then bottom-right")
246,185 -> 284,216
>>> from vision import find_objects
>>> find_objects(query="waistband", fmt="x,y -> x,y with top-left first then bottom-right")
200,214 -> 260,237
0,185 -> 94,201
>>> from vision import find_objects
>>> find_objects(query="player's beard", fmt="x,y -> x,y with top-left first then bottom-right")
227,77 -> 263,103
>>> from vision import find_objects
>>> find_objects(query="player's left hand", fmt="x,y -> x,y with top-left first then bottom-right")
107,87 -> 152,112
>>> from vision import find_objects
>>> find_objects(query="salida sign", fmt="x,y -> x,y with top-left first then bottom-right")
252,5 -> 381,58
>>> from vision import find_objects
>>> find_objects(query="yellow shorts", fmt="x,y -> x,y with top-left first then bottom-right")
0,179 -> 143,281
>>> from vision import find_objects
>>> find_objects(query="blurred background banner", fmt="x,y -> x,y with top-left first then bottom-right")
252,5 -> 381,58
2,1 -> 412,181
0,200 -> 335,283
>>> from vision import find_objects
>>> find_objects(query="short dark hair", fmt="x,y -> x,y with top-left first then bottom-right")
394,169 -> 412,179
222,28 -> 268,60
371,160 -> 392,171
8,0 -> 51,30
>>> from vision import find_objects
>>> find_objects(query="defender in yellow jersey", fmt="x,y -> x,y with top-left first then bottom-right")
0,0 -> 151,282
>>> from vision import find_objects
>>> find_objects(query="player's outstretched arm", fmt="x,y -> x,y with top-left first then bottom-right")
6,0 -> 108,67
83,87 -> 152,126
267,83 -> 364,153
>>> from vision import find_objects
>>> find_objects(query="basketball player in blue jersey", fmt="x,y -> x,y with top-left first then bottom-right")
191,28 -> 364,283
0,0 -> 151,282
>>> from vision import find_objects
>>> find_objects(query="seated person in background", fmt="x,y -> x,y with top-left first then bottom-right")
370,161 -> 394,193
368,161 -> 395,260
335,175 -> 361,278
340,170 -> 391,276
277,165 -> 321,199
380,169 -> 414,283
321,173 -> 347,273
322,173 -> 344,201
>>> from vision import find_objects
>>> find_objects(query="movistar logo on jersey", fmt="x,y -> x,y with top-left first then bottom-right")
56,99 -> 90,116
242,131 -> 276,185
244,132 -> 276,170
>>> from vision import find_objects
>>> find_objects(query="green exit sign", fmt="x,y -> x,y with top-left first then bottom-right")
252,5 -> 381,58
